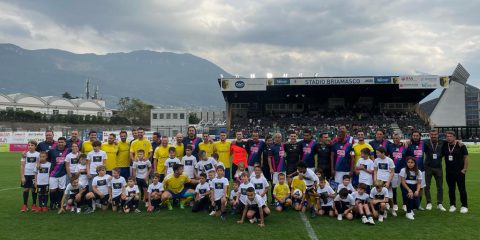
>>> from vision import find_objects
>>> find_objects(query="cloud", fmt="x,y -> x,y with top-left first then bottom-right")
0,0 -> 479,86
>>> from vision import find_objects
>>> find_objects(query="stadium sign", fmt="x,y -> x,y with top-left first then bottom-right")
396,75 -> 449,89
374,76 -> 393,84
221,78 -> 267,91
287,77 -> 375,86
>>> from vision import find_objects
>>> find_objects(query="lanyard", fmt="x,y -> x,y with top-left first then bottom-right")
448,142 -> 456,155
430,140 -> 438,152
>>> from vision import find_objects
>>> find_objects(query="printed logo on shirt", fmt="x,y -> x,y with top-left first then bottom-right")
113,183 -> 122,189
55,157 -> 65,164
303,147 -> 311,154
215,182 -> 224,189
199,189 -> 207,194
250,146 -> 259,153
254,183 -> 263,190
26,157 -> 36,163
70,158 -> 78,164
406,174 -> 417,181
185,160 -> 193,166
204,163 -> 213,171
241,188 -> 247,195
93,156 -> 102,162
39,167 -> 49,173
137,164 -> 146,170
97,179 -> 107,186
393,152 -> 403,159
414,150 -> 422,157
128,191 -> 136,196
279,150 -> 285,157
168,162 -> 176,167
374,194 -> 384,200
378,163 -> 388,170
337,150 -> 345,157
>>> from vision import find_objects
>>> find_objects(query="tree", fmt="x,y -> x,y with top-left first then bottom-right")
62,92 -> 74,99
189,113 -> 200,124
117,97 -> 153,125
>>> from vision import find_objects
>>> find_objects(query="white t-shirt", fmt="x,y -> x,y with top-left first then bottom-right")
229,189 -> 237,201
369,187 -> 389,200
399,168 -> 422,185
65,152 -> 80,173
75,164 -> 88,186
196,158 -> 218,174
111,176 -> 127,198
317,185 -> 335,206
302,168 -> 319,187
133,160 -> 152,179
334,194 -> 355,207
337,183 -> 355,193
65,183 -> 85,195
125,185 -> 140,197
239,182 -> 255,204
92,174 -> 111,195
148,182 -> 164,193
250,175 -> 270,202
374,157 -> 395,182
356,158 -> 374,185
245,193 -> 266,207
36,162 -> 51,185
352,191 -> 369,202
209,177 -> 229,201
87,150 -> 107,174
181,155 -> 197,178
164,157 -> 181,175
22,151 -> 40,176
195,182 -> 210,199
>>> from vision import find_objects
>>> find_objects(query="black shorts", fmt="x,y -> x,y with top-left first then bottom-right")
94,193 -> 110,205
21,175 -> 35,188
136,178 -> 148,189
37,185 -> 49,194
68,194 -> 77,201
373,202 -> 382,211
214,199 -> 222,211
321,206 -> 333,212
250,205 -> 269,218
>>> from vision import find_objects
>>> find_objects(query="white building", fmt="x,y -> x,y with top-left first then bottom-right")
150,107 -> 188,136
0,93 -> 112,117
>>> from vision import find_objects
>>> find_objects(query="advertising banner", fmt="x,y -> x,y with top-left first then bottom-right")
221,79 -> 267,91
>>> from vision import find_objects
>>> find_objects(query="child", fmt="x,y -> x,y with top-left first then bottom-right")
147,173 -> 164,212
123,177 -> 141,213
85,165 -> 111,213
337,175 -> 355,194
369,180 -> 389,222
233,162 -> 246,184
355,148 -> 374,193
164,147 -> 181,176
250,166 -> 270,203
314,168 -> 330,187
373,147 -> 396,216
195,150 -> 217,176
211,152 -> 224,168
210,166 -> 229,221
333,188 -> 354,221
110,168 -> 127,212
249,162 -> 263,179
35,152 -> 51,212
181,145 -> 197,179
234,172 -> 254,214
58,176 -> 86,214
297,162 -> 319,217
75,154 -> 88,190
229,181 -> 240,212
207,170 -> 216,183
65,142 -> 80,183
20,140 -> 40,212
353,183 -> 374,224
237,187 -> 270,227
400,157 -> 422,220
273,173 -> 292,212
291,172 -> 306,211
132,150 -> 152,207
86,140 -> 107,190
192,173 -> 211,213
316,177 -> 335,217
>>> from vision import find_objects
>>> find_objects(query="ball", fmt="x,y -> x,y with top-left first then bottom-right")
293,189 -> 303,199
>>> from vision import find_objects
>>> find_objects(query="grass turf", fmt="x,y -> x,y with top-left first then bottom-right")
0,152 -> 478,240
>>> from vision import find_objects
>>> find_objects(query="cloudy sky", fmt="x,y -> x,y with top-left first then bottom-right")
1,0 -> 479,86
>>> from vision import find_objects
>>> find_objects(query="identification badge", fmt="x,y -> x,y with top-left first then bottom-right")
433,154 -> 437,160
448,155 -> 453,161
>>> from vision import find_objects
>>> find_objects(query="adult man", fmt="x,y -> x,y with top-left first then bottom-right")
405,130 -> 426,209
47,137 -> 70,209
332,126 -> 355,145
66,129 -> 82,150
130,129 -> 138,145
153,136 -> 171,181
36,130 -> 56,152
198,132 -> 214,157
369,129 -> 393,158
246,130 -> 266,173
214,131 -> 232,179
442,131 -> 468,213
117,130 -> 131,179
262,135 -> 273,182
423,129 -> 446,211
151,132 -> 162,160
161,164 -> 197,210
315,133 -> 332,180
284,131 -> 302,180
80,130 -> 97,154
129,128 -> 153,162
230,131 -> 248,176
182,126 -> 202,158
174,133 -> 185,159
388,133 -> 407,211
352,130 -> 374,187
101,133 -> 118,175
268,133 -> 286,186
300,129 -> 317,172
330,131 -> 354,184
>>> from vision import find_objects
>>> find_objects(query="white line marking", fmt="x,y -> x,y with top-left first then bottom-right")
299,212 -> 319,240
0,187 -> 20,192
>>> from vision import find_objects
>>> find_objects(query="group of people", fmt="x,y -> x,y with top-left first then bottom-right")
19,126 -> 469,226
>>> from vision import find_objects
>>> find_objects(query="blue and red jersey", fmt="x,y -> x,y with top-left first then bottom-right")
331,141 -> 353,172
269,143 -> 286,172
300,139 -> 317,168
389,143 -> 406,174
369,139 -> 393,158
48,146 -> 70,178
247,140 -> 265,166
183,137 -> 202,158
406,140 -> 425,171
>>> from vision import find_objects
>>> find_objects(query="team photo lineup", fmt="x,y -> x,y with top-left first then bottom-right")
19,125 -> 469,227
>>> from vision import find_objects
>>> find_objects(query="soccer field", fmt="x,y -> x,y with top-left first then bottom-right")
0,152 -> 478,240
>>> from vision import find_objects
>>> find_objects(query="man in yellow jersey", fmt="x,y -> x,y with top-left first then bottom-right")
213,131 -> 231,179
153,135 -> 171,181
80,130 -> 97,154
161,163 -> 196,210
117,130 -> 131,179
129,128 -> 153,162
198,132 -> 214,157
174,133 -> 184,159
352,130 -> 374,188
101,133 -> 119,175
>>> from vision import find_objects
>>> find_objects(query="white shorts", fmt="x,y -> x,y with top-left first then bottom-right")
49,175 -> 66,189
420,171 -> 426,188
391,174 -> 400,188
335,171 -> 349,184
272,172 -> 286,185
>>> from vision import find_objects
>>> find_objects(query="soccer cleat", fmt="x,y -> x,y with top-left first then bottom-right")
391,209 -> 397,217
220,213 -> 227,221
249,217 -> 257,223
310,208 -> 316,218
167,203 -> 173,211
84,207 -> 94,214
361,216 -> 368,224
393,205 -> 398,211
402,205 -> 407,212
378,215 -> 384,222
31,205 -> 40,212
449,206 -> 456,212
426,203 -> 432,210
460,207 -> 468,214
386,203 -> 390,210
209,210 -> 216,216
145,202 -> 148,208
368,217 -> 375,225
21,205 -> 28,212
337,214 -> 343,221
383,212 -> 388,219
418,206 -> 425,211
76,208 -> 81,214
437,204 -> 446,212
179,203 -> 185,210
134,209 -> 141,213
41,207 -> 49,212
406,212 -> 415,220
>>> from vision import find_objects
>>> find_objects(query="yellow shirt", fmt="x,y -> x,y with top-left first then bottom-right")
154,144 -> 171,173
291,176 -> 306,192
130,138 -> 153,158
81,141 -> 94,154
199,142 -> 214,157
163,173 -> 189,194
117,140 -> 131,167
213,141 -> 231,168
101,143 -> 118,171
273,183 -> 290,200
352,142 -> 374,165
174,143 -> 184,159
